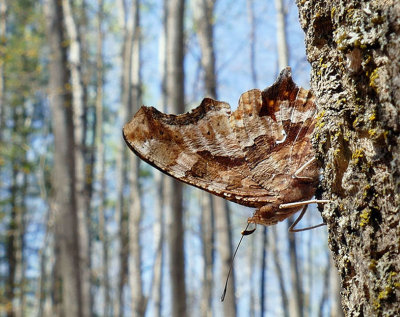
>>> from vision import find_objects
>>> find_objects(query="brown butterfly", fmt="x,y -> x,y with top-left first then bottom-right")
123,67 -> 328,232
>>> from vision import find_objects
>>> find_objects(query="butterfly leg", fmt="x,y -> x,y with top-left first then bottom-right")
278,199 -> 330,232
292,157 -> 317,180
279,199 -> 330,209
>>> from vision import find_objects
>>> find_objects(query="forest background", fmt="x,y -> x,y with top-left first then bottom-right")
0,0 -> 344,316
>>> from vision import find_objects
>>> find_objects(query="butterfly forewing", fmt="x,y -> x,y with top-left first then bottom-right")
123,98 -> 276,207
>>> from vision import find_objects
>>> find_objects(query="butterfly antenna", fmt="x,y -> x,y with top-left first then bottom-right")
221,222 -> 256,302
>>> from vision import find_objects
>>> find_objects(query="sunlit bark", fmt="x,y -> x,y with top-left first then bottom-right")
297,0 -> 400,315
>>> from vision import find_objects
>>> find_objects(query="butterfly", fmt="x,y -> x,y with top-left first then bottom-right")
123,67 -> 328,232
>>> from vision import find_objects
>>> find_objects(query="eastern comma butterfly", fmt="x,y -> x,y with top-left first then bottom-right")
123,67 -> 328,232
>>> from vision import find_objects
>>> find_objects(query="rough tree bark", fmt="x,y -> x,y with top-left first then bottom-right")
297,1 -> 400,316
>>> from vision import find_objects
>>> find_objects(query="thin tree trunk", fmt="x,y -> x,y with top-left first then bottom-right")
193,0 -> 217,98
150,25 -> 167,317
260,227 -> 268,317
275,0 -> 304,316
37,212 -> 54,317
271,227 -> 289,317
214,198 -> 237,316
115,0 -> 133,314
192,1 -> 217,315
318,253 -> 330,317
164,0 -> 187,316
329,257 -> 344,317
44,1 -> 81,315
0,0 -> 5,140
297,0 -> 400,315
5,105 -> 28,315
151,171 -> 164,317
15,160 -> 27,317
114,116 -> 128,316
200,192 -> 214,317
245,2 -> 265,314
247,0 -> 257,87
275,0 -> 288,68
37,136 -> 54,317
95,0 -> 111,315
287,231 -> 303,317
61,1 -> 91,315
127,1 -> 146,316
0,0 -> 9,308
38,237 -> 53,317
193,1 -> 238,315
77,4 -> 95,313
6,159 -> 18,317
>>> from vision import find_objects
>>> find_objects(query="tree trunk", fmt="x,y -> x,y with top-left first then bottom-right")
192,1 -> 217,315
318,253 -> 330,317
214,198 -> 237,316
127,1 -> 146,316
150,21 -> 167,317
115,0 -> 134,314
259,227 -> 268,317
199,192 -> 214,317
246,2 -> 264,314
193,0 -> 217,98
287,231 -> 303,317
61,1 -> 91,315
95,0 -> 111,315
0,0 -> 5,140
164,0 -> 187,316
150,171 -> 164,317
37,121 -> 55,317
44,0 -> 81,315
275,0 -> 304,316
6,155 -> 18,317
15,154 -> 27,317
329,256 -> 344,317
275,0 -> 289,68
37,213 -> 54,317
297,1 -> 400,315
271,227 -> 289,317
247,0 -> 257,87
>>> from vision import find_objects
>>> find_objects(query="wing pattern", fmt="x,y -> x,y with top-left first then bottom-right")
123,67 -> 320,225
